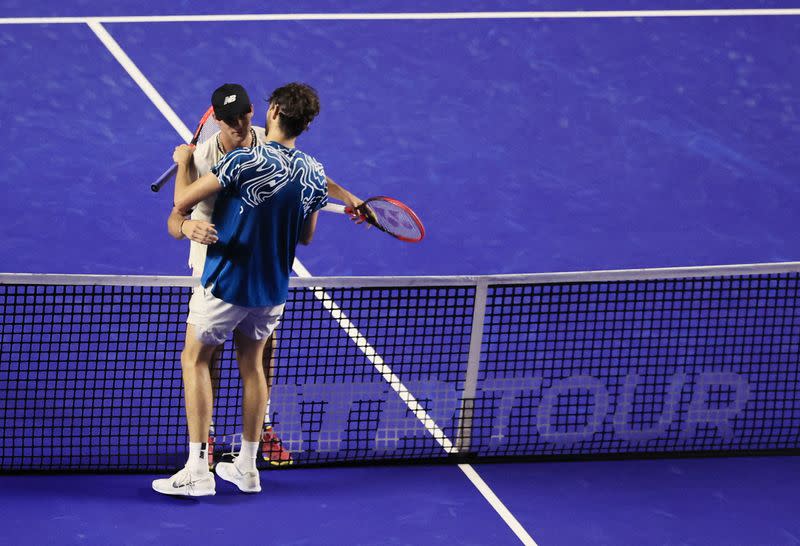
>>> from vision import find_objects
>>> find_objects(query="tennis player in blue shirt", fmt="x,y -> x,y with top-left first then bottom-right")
153,82 -> 327,496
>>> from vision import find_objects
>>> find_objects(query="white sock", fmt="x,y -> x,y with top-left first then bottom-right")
187,442 -> 209,474
235,440 -> 259,472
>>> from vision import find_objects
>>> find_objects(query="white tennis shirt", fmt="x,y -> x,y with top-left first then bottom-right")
187,126 -> 267,275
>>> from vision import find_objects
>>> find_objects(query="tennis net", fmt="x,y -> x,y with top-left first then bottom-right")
1,262 -> 799,472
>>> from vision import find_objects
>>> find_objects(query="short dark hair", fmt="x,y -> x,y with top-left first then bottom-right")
268,83 -> 320,138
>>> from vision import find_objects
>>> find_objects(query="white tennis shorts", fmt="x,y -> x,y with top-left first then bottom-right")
186,286 -> 285,346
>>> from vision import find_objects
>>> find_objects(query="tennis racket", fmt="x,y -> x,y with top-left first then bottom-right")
323,197 -> 425,242
150,106 -> 219,192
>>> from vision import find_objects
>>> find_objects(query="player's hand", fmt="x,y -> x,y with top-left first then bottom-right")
172,144 -> 195,166
347,202 -> 378,227
341,194 -> 376,227
180,219 -> 218,245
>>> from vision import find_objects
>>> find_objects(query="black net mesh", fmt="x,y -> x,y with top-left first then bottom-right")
470,274 -> 800,457
1,271 -> 799,473
0,282 -> 473,471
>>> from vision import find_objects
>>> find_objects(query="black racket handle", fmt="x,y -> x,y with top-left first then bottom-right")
151,163 -> 178,193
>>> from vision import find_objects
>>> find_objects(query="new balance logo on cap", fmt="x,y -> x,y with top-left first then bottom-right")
212,83 -> 251,119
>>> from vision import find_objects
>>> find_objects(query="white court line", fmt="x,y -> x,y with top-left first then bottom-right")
290,261 -> 457,455
2,9 -> 800,24
304,286 -> 457,453
460,464 -> 538,546
284,270 -> 537,544
88,19 -> 530,544
278,273 -> 538,545
87,21 -> 191,142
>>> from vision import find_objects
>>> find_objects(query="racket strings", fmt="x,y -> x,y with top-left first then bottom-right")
369,201 -> 422,240
196,115 -> 221,146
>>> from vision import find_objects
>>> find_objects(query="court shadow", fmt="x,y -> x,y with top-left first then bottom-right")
0,474 -> 263,505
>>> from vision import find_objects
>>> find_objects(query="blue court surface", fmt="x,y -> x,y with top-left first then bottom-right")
1,457 -> 799,545
2,2 -> 800,545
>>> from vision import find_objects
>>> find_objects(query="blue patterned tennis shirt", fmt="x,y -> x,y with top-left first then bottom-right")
202,141 -> 328,307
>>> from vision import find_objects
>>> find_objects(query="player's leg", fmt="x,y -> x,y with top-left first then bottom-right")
207,345 -> 223,468
262,331 -> 275,426
235,330 -> 270,443
215,303 -> 284,493
189,271 -> 222,467
215,329 -> 268,493
181,325 -> 218,445
260,331 -> 293,465
152,325 -> 218,497
153,286 -> 243,497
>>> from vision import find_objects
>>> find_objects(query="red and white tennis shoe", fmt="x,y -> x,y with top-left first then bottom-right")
261,426 -> 293,466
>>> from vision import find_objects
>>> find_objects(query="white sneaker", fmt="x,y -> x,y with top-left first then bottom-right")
215,462 -> 261,493
152,466 -> 216,497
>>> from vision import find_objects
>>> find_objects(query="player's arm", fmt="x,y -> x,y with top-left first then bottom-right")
172,144 -> 223,213
168,144 -> 216,241
326,175 -> 377,226
167,144 -> 196,240
168,172 -> 222,245
174,172 -> 222,215
167,209 -> 185,239
299,211 -> 319,245
167,144 -> 223,245
166,207 -> 218,244
173,147 -> 199,204
326,176 -> 362,210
